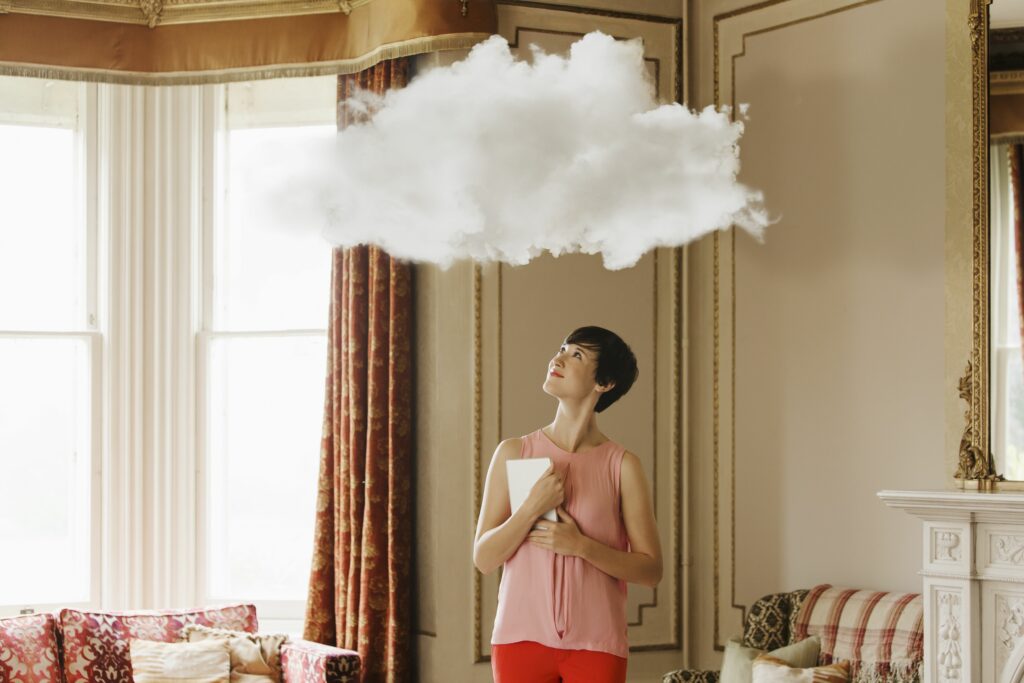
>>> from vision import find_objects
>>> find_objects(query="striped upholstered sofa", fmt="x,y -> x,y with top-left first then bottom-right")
663,584 -> 924,683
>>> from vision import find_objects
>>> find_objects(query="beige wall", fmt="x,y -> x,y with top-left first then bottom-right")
415,0 -> 956,680
689,0 -> 950,669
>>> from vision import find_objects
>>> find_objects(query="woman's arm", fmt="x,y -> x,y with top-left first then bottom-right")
472,438 -> 565,575
528,450 -> 663,588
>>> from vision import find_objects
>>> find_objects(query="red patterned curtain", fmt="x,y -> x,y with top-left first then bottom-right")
1011,145 -> 1024,364
304,59 -> 414,683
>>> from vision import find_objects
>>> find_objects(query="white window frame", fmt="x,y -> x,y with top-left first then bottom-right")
1,77 -> 330,626
0,80 -> 102,617
195,81 -> 333,630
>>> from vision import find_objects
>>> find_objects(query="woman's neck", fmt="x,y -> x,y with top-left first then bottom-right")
545,404 -> 605,453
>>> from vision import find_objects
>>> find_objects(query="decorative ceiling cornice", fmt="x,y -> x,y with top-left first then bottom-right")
2,0 -> 375,27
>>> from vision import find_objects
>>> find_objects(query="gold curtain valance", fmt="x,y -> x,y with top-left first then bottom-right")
0,0 -> 496,85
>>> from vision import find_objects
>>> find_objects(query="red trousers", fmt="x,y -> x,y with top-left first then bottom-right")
491,641 -> 628,683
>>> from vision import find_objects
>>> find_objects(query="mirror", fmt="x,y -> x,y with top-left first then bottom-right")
990,1 -> 1024,479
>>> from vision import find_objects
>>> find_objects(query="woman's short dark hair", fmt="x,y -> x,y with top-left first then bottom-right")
564,326 -> 638,413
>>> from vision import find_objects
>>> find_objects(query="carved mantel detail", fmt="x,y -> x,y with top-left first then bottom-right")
997,594 -> 1024,676
934,529 -> 963,563
938,591 -> 963,683
994,534 -> 1024,566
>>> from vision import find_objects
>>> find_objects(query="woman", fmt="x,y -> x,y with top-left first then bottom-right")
473,326 -> 662,683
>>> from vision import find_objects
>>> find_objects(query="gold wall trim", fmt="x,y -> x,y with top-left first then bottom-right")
0,32 -> 491,85
471,263 -> 484,663
496,0 -> 684,104
627,248 -> 662,632
711,0 -> 885,652
508,25 -> 665,96
671,247 -> 684,652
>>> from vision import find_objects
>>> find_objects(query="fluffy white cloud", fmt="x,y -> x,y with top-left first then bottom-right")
278,31 -> 769,270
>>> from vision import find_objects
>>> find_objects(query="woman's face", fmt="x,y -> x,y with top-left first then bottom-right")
542,340 -> 602,401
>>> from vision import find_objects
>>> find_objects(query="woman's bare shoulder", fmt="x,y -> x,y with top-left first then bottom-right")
619,450 -> 649,485
494,437 -> 524,461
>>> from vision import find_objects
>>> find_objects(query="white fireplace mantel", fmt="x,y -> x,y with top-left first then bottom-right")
879,489 -> 1024,683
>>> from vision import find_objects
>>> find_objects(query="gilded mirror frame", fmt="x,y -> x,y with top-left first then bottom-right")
958,0 -> 1000,486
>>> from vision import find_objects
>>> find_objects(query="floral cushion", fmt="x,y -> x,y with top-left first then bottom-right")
59,605 -> 258,683
0,613 -> 61,683
280,640 -> 360,683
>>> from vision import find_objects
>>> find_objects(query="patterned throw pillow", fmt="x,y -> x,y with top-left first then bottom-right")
752,654 -> 850,683
0,613 -> 61,683
129,639 -> 231,683
280,639 -> 361,683
59,605 -> 257,683
180,624 -> 289,683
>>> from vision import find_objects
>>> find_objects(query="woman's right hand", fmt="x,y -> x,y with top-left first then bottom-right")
524,465 -> 564,519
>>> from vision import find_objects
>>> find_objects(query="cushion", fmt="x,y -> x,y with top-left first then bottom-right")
752,654 -> 850,682
0,613 -> 61,683
280,640 -> 361,683
721,636 -> 820,683
59,605 -> 257,683
792,585 -> 923,683
744,591 -> 807,652
130,639 -> 231,683
181,624 -> 288,683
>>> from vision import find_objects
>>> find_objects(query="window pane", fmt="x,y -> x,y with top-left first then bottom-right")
0,76 -> 79,127
1007,354 -> 1024,474
0,125 -> 83,330
225,77 -> 336,129
213,126 -> 333,331
206,334 -> 325,600
1010,232 -> 1020,347
0,337 -> 91,604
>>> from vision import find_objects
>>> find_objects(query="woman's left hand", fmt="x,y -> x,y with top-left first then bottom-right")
527,507 -> 587,557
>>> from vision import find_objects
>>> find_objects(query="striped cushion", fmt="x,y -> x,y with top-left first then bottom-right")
792,585 -> 922,683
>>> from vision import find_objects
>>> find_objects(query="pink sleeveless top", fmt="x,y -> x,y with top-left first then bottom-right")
491,429 -> 629,658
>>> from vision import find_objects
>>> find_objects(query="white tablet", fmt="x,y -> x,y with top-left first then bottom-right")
506,457 -> 558,523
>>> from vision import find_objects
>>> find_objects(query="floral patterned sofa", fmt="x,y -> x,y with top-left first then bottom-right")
0,604 -> 359,683
663,585 -> 924,683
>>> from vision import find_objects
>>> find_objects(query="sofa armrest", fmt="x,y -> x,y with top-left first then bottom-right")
662,669 -> 720,683
281,639 -> 360,683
